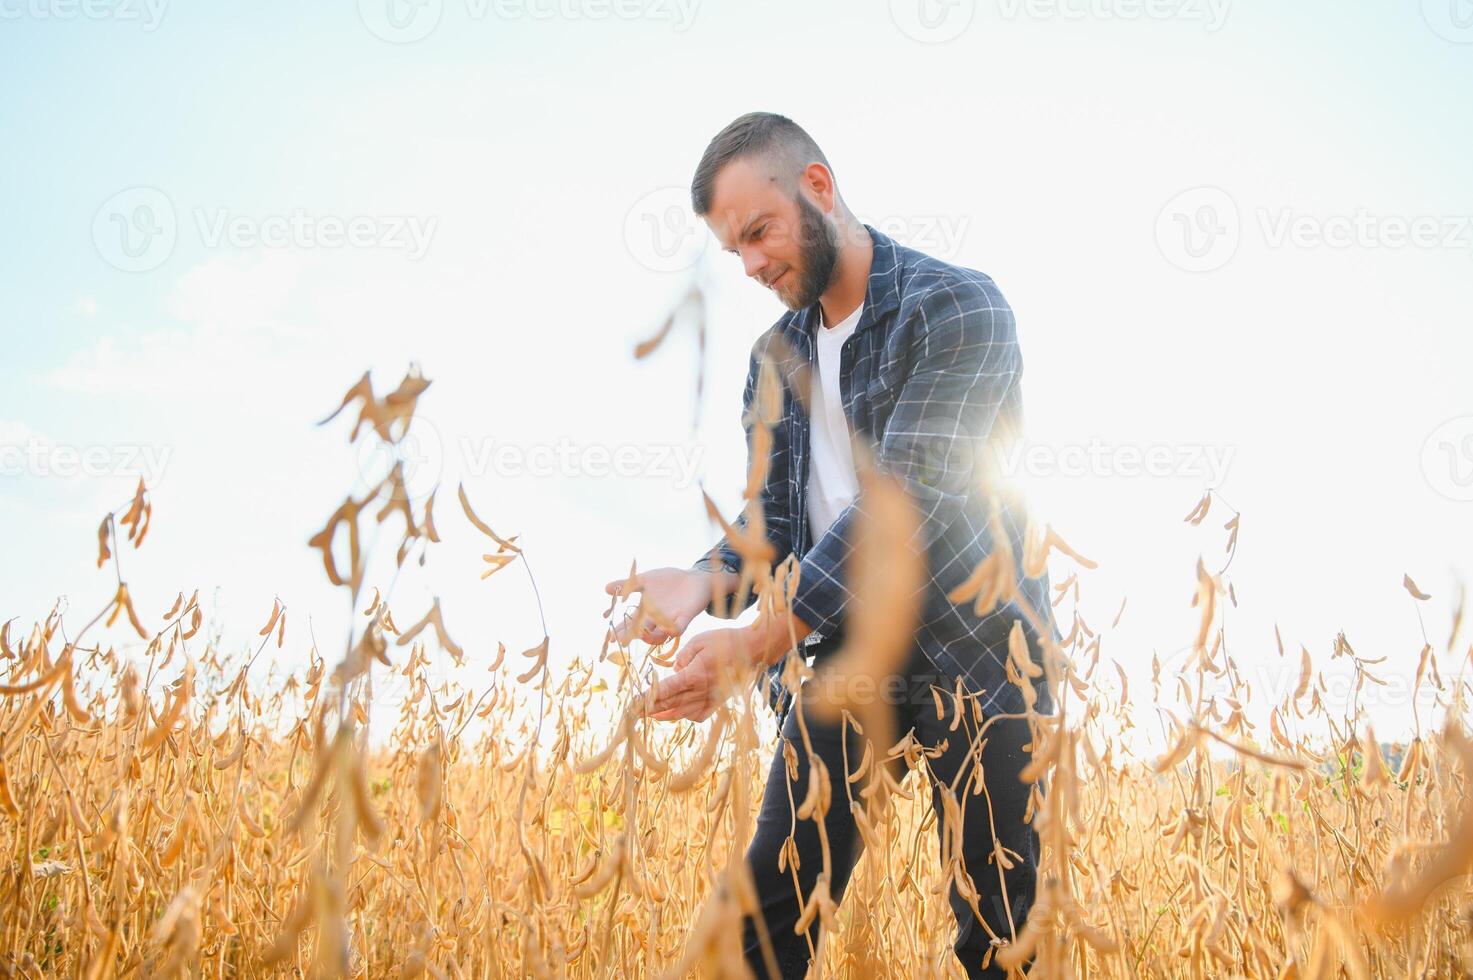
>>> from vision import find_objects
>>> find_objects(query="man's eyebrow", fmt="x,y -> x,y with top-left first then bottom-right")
724,211 -> 773,252
739,211 -> 772,237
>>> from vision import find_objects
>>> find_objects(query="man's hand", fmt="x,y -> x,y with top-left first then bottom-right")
604,567 -> 734,646
646,627 -> 756,722
645,609 -> 815,723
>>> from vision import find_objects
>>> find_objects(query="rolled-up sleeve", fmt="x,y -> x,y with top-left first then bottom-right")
787,279 -> 1021,638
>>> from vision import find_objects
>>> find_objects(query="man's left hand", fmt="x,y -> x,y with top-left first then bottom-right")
647,627 -> 756,722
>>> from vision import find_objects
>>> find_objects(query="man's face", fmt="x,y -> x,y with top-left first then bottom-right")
702,157 -> 839,311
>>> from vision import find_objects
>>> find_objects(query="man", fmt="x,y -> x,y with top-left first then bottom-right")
604,112 -> 1057,978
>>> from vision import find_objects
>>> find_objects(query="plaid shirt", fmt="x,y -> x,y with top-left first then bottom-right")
692,224 -> 1058,718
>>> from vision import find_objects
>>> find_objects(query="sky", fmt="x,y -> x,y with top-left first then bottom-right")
1,0 -> 1470,745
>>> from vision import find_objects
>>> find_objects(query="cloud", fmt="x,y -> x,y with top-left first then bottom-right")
44,252 -> 310,397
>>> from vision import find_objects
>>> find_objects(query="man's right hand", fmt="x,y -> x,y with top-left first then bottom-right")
603,567 -> 732,646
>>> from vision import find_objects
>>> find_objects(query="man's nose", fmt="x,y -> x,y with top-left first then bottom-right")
740,247 -> 768,281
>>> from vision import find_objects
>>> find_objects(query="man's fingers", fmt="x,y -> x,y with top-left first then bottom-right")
610,618 -> 667,646
653,669 -> 713,718
605,574 -> 644,596
651,689 -> 704,722
652,690 -> 715,722
651,689 -> 691,718
651,672 -> 691,712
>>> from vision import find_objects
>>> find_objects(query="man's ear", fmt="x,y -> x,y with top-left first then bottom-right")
801,162 -> 837,211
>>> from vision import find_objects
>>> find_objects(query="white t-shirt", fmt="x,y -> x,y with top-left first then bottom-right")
807,302 -> 864,548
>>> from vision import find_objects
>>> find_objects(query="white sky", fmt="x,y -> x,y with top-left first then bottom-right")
2,0 -> 1470,743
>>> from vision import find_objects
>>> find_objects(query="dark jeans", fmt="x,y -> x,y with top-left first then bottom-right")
740,637 -> 1040,978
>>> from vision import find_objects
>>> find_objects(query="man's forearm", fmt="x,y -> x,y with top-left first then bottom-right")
692,568 -> 814,664
741,608 -> 813,668
697,569 -> 742,613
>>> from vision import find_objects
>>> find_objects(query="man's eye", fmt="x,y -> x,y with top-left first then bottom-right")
752,225 -> 766,240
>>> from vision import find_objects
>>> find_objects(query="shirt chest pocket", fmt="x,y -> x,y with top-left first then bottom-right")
861,364 -> 903,438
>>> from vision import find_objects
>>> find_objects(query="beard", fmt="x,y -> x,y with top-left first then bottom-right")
779,193 -> 839,311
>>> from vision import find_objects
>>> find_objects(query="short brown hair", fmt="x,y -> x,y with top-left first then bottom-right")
690,112 -> 832,216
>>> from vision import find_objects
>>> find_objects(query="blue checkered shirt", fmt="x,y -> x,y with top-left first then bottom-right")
692,225 -> 1059,718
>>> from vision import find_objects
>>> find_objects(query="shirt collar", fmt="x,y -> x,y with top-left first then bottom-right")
796,222 -> 903,342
